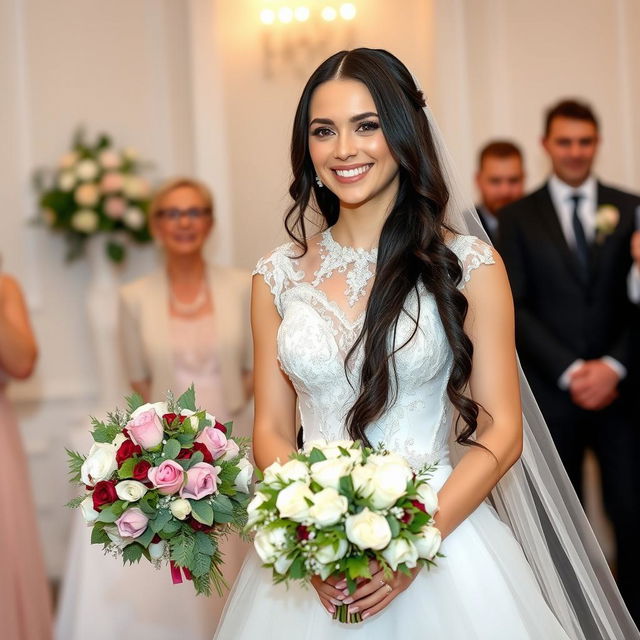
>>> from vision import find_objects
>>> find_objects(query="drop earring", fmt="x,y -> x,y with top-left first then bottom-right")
315,175 -> 324,188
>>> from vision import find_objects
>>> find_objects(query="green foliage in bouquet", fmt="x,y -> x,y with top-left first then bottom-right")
66,385 -> 253,596
34,129 -> 153,263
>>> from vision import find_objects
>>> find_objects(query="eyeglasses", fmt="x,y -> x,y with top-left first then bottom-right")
156,207 -> 212,221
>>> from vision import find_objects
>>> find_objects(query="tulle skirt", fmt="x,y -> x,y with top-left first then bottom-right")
214,465 -> 571,639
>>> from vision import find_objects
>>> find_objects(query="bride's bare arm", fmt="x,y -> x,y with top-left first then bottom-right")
435,250 -> 522,539
251,274 -> 298,471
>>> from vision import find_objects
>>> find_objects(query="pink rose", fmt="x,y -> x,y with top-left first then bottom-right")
195,426 -> 228,460
115,507 -> 148,539
222,438 -> 240,461
127,409 -> 164,450
100,171 -> 124,193
104,196 -> 126,219
180,462 -> 220,500
148,460 -> 184,495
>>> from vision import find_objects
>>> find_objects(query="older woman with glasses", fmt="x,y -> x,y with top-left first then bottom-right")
56,178 -> 253,640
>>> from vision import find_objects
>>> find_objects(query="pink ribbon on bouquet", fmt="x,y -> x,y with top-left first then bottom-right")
170,560 -> 192,584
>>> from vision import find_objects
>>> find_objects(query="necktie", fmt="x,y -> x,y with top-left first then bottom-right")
570,193 -> 589,278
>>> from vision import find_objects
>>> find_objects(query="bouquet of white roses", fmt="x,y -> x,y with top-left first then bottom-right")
66,386 -> 253,596
246,439 -> 441,623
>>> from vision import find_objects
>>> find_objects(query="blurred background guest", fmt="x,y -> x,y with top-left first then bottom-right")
0,272 -> 52,640
630,229 -> 640,303
475,140 -> 525,244
55,178 -> 253,639
499,99 -> 640,622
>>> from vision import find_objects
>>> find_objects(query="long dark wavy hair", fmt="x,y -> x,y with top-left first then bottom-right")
285,48 -> 480,448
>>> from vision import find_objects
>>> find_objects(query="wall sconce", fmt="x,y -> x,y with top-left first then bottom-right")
259,2 -> 358,77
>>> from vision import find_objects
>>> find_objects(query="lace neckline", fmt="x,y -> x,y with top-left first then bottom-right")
311,229 -> 378,307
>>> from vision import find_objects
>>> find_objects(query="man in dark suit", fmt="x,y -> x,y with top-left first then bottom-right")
475,140 -> 525,244
499,99 -> 640,623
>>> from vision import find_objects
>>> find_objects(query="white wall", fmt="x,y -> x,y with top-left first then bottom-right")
432,0 -> 640,198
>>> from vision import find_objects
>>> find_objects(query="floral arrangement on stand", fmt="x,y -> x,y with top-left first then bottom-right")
246,439 -> 442,623
35,130 -> 153,262
66,386 -> 253,596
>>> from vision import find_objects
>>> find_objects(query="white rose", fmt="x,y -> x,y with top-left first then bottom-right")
98,149 -> 121,170
276,481 -> 314,522
310,458 -> 353,490
323,440 -> 363,462
414,525 -> 441,560
123,206 -> 146,230
112,432 -> 128,448
351,464 -> 375,498
169,498 -> 192,520
381,538 -> 418,571
81,442 -> 117,486
308,488 -> 348,527
303,439 -> 327,452
415,482 -> 439,516
234,457 -> 253,493
279,459 -> 310,484
149,540 -> 166,560
246,491 -> 269,527
274,552 -> 295,575
123,175 -> 150,200
369,456 -> 412,509
59,151 -> 78,169
263,461 -> 284,486
58,171 -> 76,191
345,508 -> 392,550
80,495 -> 99,523
71,209 -> 99,234
315,537 -> 348,564
104,525 -> 133,549
254,526 -> 288,563
115,480 -> 148,502
131,401 -> 168,419
76,159 -> 99,181
74,183 -> 99,207
307,439 -> 362,461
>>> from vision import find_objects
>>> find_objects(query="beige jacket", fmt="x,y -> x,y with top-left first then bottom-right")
118,264 -> 252,417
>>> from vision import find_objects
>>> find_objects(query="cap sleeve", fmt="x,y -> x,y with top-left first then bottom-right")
448,234 -> 496,290
252,242 -> 301,316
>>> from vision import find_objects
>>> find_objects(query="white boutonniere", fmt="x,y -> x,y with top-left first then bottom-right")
595,204 -> 620,243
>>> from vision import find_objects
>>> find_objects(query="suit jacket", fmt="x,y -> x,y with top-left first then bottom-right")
498,180 -> 640,392
477,206 -> 498,245
118,264 -> 252,417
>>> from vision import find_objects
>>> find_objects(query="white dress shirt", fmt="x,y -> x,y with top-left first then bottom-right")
548,174 -> 597,247
547,174 -> 627,387
629,264 -> 640,304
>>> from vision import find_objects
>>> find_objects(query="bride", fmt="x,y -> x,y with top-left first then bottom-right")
214,48 -> 638,638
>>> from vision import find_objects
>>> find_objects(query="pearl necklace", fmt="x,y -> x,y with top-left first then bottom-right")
169,278 -> 209,316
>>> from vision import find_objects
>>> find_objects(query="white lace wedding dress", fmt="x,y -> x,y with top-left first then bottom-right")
214,229 -> 570,639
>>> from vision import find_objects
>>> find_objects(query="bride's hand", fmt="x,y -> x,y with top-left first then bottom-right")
310,573 -> 349,615
334,560 -> 419,620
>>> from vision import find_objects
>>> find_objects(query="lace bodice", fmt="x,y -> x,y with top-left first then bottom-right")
253,230 -> 495,468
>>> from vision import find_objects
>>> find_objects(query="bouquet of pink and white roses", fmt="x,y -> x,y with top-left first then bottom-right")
246,439 -> 441,623
66,386 -> 253,596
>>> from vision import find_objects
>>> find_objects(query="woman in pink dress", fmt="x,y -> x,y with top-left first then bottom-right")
0,272 -> 53,640
56,178 -> 252,640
